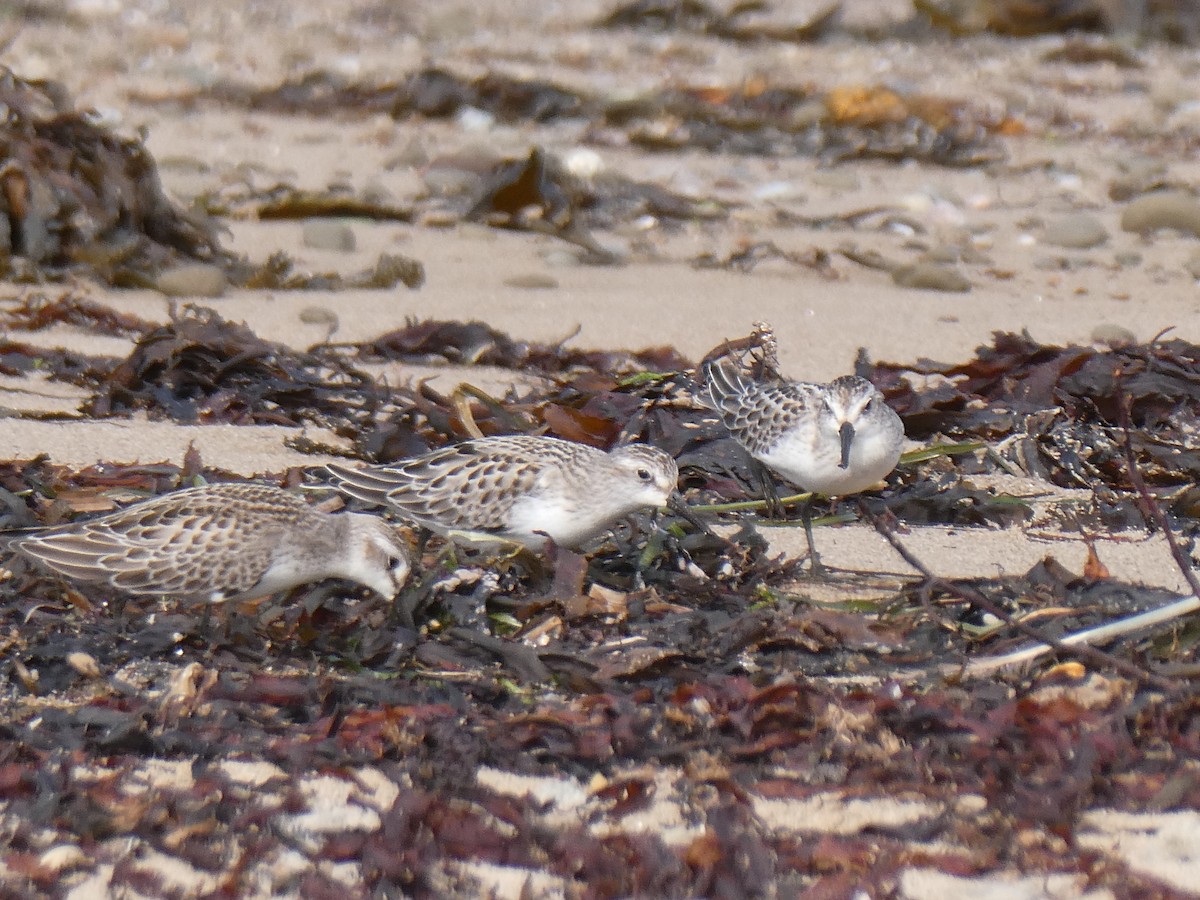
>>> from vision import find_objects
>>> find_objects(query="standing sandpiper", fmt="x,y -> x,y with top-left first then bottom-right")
703,358 -> 905,571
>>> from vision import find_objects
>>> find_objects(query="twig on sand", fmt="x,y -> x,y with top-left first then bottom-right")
859,501 -> 1182,691
1116,389 -> 1200,602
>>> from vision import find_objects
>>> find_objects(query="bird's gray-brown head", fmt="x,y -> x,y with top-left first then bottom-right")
821,376 -> 899,470
606,444 -> 680,511
338,514 -> 412,599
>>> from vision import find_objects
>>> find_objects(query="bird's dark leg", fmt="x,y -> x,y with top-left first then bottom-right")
801,494 -> 825,576
749,462 -> 824,573
107,593 -> 130,634
390,576 -> 425,630
198,600 -> 213,641
752,460 -> 787,521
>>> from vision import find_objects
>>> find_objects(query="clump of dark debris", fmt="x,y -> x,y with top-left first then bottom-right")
172,65 -> 1008,169
0,68 -> 429,291
865,329 -> 1200,524
0,67 -> 223,282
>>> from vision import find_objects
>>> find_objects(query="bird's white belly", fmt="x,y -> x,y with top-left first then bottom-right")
507,495 -> 611,548
761,427 -> 900,496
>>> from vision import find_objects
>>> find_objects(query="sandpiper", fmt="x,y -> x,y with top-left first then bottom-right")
703,358 -> 905,570
324,435 -> 684,550
3,482 -> 411,604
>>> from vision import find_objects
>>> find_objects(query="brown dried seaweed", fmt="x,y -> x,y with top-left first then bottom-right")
85,305 -> 389,431
0,67 -> 223,281
4,309 -> 1200,893
167,67 -> 1007,168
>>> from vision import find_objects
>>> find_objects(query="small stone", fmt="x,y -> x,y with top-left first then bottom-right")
1120,191 -> 1200,237
12,659 -> 38,692
563,147 -> 604,180
1041,213 -> 1109,249
503,273 -> 559,289
1033,255 -> 1071,271
753,181 -> 807,203
920,245 -> 962,264
1185,250 -> 1200,280
1091,324 -> 1136,348
299,306 -> 339,329
39,845 -> 87,874
1108,157 -> 1168,202
66,652 -> 101,678
302,220 -> 356,252
156,263 -> 227,298
1113,251 -> 1142,268
455,106 -> 495,131
419,210 -> 459,228
892,263 -> 971,293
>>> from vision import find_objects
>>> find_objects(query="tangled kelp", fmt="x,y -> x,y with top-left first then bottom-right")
3,306 -> 1200,896
0,68 -> 222,281
182,67 -> 1007,169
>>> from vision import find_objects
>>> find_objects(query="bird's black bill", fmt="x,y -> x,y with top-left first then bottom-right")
667,494 -> 713,535
838,421 -> 855,469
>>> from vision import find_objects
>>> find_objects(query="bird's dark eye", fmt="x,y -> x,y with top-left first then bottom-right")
637,467 -> 653,481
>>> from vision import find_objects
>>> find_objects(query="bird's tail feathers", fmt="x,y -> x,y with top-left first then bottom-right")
323,463 -> 405,507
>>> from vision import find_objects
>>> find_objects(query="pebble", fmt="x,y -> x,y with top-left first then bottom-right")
1041,213 -> 1109,249
299,306 -> 339,329
1120,191 -> 1200,237
1033,255 -> 1071,271
1108,157 -> 1167,201
503,273 -> 559,289
892,263 -> 971,293
302,220 -> 356,252
156,263 -> 227,298
563,147 -> 604,180
39,845 -> 87,874
419,210 -> 459,228
66,651 -> 101,678
455,107 -> 495,132
753,181 -> 806,203
1091,323 -> 1136,348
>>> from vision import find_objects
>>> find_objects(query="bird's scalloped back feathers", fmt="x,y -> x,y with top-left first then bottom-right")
9,482 -> 311,599
380,439 -> 555,533
703,360 -> 816,457
326,436 -> 611,535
